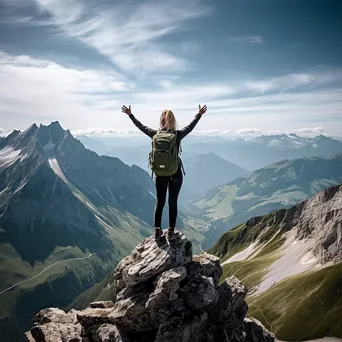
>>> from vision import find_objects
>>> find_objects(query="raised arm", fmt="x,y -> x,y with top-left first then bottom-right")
122,105 -> 157,138
178,105 -> 207,140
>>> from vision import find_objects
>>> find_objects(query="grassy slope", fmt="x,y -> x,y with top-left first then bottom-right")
0,183 -> 157,340
0,244 -> 109,318
220,233 -> 285,290
209,208 -> 342,340
247,262 -> 342,340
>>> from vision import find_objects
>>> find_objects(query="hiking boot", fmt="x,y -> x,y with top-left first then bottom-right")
167,227 -> 175,240
154,227 -> 163,242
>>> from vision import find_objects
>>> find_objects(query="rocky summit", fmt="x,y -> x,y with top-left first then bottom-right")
25,232 -> 274,342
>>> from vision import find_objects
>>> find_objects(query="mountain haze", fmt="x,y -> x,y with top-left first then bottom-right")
183,133 -> 342,170
180,153 -> 248,202
80,133 -> 342,172
195,154 -> 342,238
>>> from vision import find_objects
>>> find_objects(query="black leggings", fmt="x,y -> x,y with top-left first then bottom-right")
154,167 -> 183,229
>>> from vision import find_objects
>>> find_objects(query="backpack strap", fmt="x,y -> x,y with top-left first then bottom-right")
180,158 -> 186,176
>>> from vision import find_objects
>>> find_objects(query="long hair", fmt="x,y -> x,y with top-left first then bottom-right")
160,109 -> 177,131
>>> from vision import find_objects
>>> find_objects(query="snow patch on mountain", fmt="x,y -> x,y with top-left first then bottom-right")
13,182 -> 27,195
252,134 -> 312,148
254,231 -> 321,295
48,158 -> 68,183
0,147 -> 23,168
223,241 -> 259,264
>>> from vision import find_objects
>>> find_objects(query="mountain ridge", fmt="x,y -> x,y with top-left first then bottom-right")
207,184 -> 342,340
79,132 -> 342,171
194,153 -> 342,240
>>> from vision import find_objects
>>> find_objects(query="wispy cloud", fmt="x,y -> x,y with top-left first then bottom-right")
236,128 -> 262,135
227,35 -> 264,44
32,0 -> 211,75
294,127 -> 324,134
72,128 -> 141,137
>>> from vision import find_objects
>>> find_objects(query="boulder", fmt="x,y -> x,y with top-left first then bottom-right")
26,231 -> 274,342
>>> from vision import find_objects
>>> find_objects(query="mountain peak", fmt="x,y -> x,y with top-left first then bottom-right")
22,123 -> 38,136
36,121 -> 67,148
47,121 -> 63,130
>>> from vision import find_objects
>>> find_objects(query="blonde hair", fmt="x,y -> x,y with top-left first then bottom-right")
160,109 -> 177,131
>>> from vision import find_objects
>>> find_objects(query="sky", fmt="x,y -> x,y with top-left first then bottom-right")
1,0 -> 342,137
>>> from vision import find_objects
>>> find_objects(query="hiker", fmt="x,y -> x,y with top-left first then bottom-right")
121,105 -> 207,242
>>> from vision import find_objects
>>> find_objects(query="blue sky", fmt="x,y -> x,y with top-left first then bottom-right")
1,0 -> 342,136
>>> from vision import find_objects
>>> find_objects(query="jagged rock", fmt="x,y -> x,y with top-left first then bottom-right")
32,308 -> 78,326
26,232 -> 274,342
76,308 -> 115,331
96,324 -> 125,342
179,273 -> 218,309
244,317 -> 275,342
114,233 -> 192,290
25,332 -> 36,342
192,253 -> 222,286
90,302 -> 115,309
149,266 -> 187,302
30,322 -> 82,342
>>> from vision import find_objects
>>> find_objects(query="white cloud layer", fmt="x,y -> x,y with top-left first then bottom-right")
236,128 -> 262,135
1,51 -> 342,135
294,127 -> 325,134
72,128 -> 141,136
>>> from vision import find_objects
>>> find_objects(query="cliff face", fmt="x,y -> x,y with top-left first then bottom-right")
206,185 -> 342,340
210,184 -> 342,267
25,233 -> 274,342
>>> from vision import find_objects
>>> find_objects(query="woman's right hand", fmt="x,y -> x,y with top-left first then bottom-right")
122,105 -> 132,115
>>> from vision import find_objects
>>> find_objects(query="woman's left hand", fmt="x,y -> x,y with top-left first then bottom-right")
122,105 -> 132,115
198,104 -> 207,115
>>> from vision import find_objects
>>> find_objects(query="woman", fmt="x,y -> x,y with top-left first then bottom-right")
121,104 -> 207,242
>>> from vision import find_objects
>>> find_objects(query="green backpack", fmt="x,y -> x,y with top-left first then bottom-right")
149,130 -> 179,177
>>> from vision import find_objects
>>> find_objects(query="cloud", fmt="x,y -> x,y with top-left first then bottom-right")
294,127 -> 325,134
1,51 -> 342,135
242,71 -> 342,93
236,128 -> 262,135
194,129 -> 220,135
72,128 -> 141,136
0,51 -> 131,128
0,128 -> 4,135
227,35 -> 264,44
266,130 -> 284,135
33,0 -> 211,74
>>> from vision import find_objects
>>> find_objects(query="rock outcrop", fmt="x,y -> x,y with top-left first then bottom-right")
25,232 -> 274,342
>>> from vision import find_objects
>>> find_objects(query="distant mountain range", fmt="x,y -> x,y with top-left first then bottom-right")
77,136 -> 249,203
194,153 -> 342,241
184,133 -> 342,170
180,153 -> 249,203
208,184 -> 342,340
78,133 -> 342,172
0,122 -> 208,340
